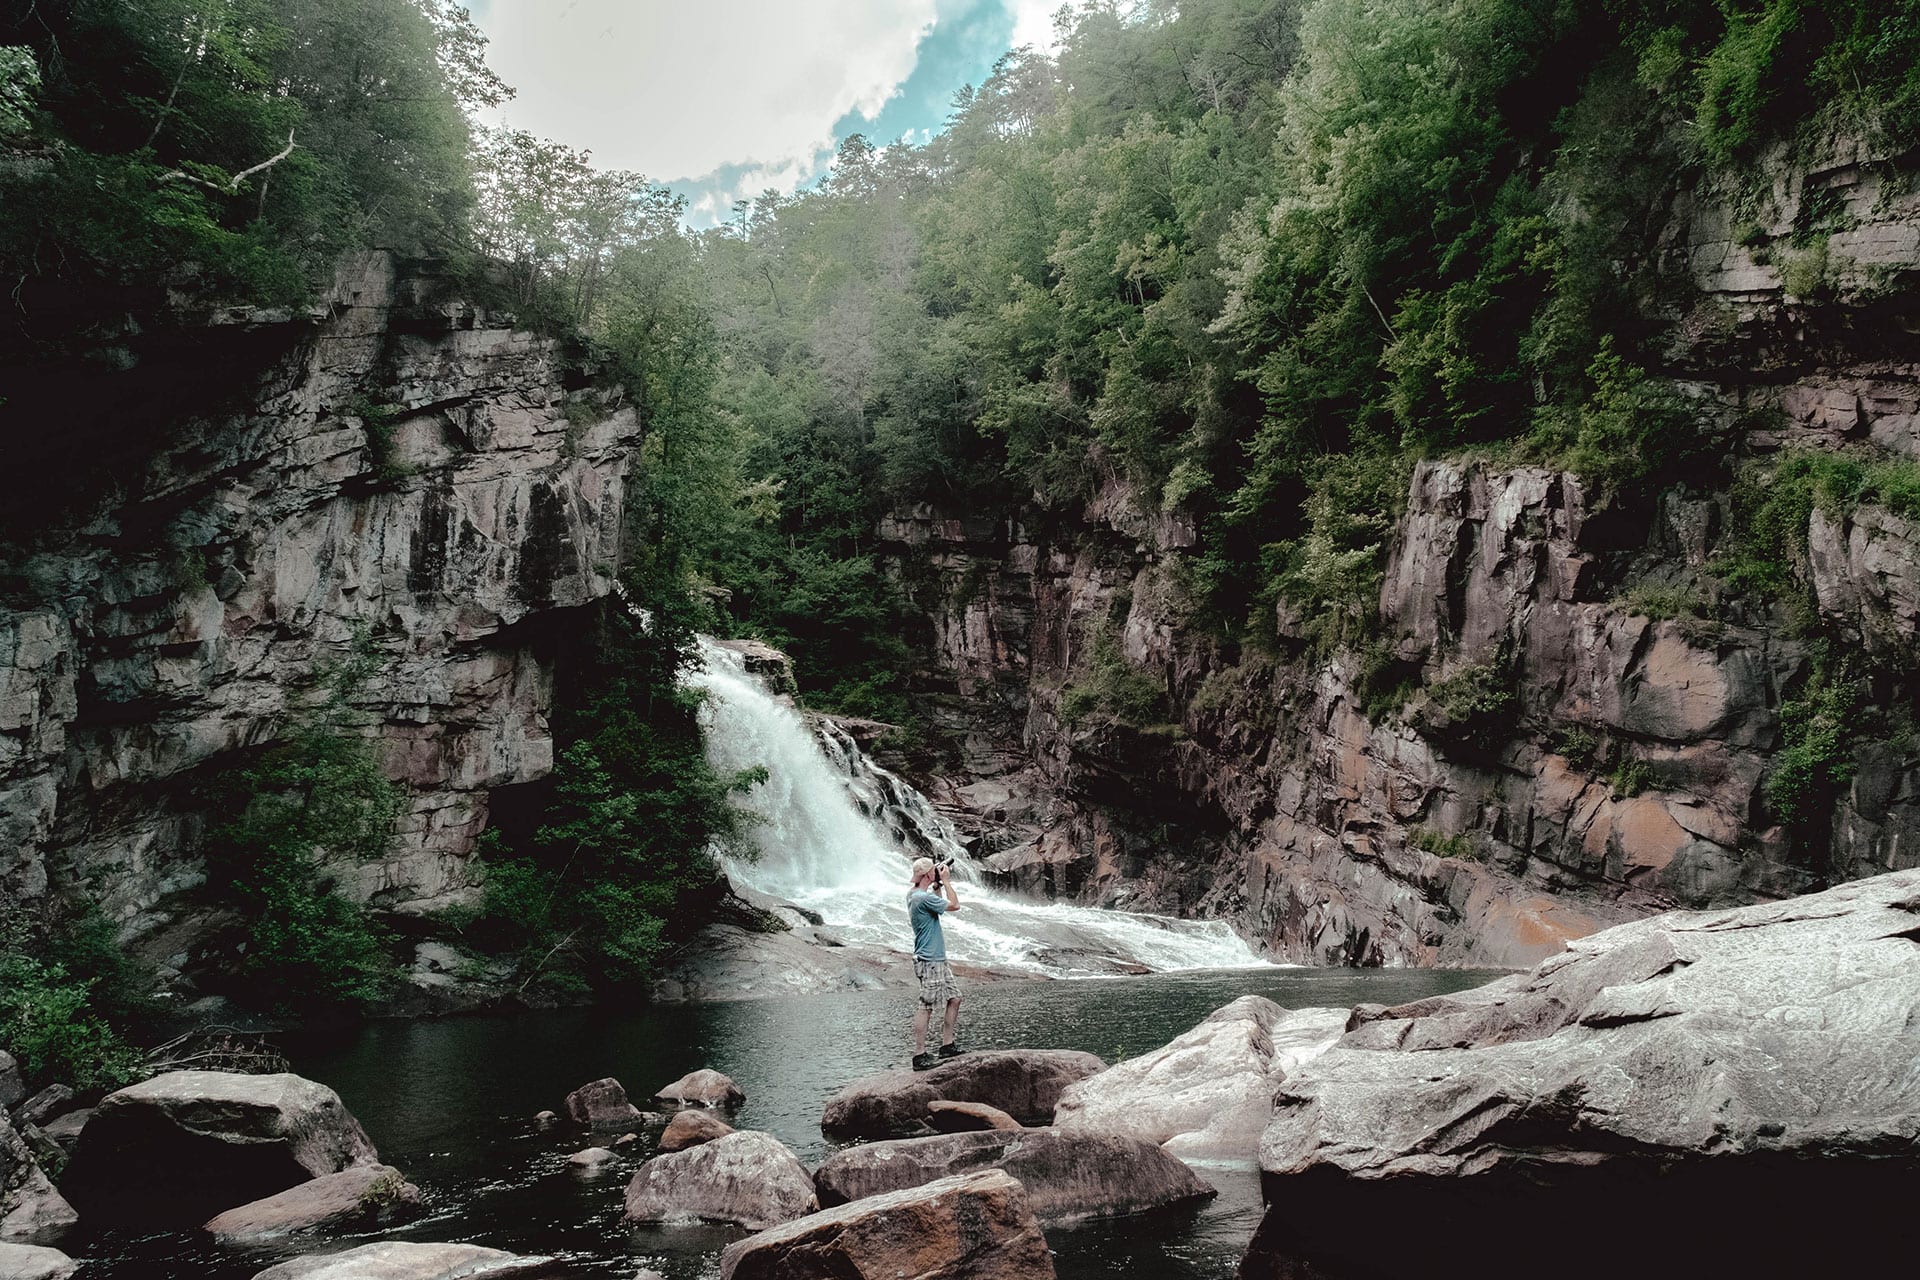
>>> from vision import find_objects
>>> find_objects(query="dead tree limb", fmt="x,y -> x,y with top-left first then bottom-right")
159,129 -> 297,195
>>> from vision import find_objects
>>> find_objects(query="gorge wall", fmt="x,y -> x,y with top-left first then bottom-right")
881,131 -> 1920,968
0,252 -> 641,972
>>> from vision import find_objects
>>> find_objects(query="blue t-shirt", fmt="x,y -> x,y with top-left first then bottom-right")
907,888 -> 948,961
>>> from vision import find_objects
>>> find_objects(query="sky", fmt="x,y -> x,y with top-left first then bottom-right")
467,1 -> 1064,226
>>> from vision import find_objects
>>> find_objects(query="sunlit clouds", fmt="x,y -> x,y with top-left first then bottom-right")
471,0 -> 1062,224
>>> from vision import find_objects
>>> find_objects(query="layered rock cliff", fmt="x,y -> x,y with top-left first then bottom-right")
880,131 -> 1920,968
0,252 -> 641,967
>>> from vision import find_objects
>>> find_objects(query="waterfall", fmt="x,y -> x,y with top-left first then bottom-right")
690,637 -> 1268,977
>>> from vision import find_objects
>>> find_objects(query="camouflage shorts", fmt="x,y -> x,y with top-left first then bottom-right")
914,958 -> 960,1006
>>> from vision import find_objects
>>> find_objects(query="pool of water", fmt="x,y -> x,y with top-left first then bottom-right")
74,967 -> 1504,1279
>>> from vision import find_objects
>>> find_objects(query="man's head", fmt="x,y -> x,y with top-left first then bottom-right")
910,856 -> 937,889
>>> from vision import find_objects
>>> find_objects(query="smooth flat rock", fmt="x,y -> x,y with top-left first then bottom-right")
0,1242 -> 77,1280
63,1070 -> 379,1227
623,1130 -> 816,1231
925,1100 -> 1022,1132
249,1241 -> 557,1279
0,1116 -> 77,1245
653,1069 -> 744,1109
717,1169 -> 1055,1280
814,1128 -> 1215,1223
564,1078 -> 644,1129
1056,997 -> 1347,1161
821,1049 -> 1105,1139
204,1164 -> 419,1245
658,1109 -> 734,1152
1244,870 -> 1920,1280
35,1111 -> 89,1156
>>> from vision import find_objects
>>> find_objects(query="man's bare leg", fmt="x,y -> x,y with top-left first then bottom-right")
941,997 -> 961,1049
913,1002 -> 931,1055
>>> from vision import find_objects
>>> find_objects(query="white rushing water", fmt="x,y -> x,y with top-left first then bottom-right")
690,637 -> 1268,977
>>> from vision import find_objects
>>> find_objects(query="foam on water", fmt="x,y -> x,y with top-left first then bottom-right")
690,637 -> 1268,976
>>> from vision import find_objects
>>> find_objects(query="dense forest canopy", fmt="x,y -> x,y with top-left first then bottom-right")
4,0 -> 1919,1044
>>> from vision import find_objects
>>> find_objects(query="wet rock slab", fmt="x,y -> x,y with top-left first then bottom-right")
821,1049 -> 1105,1139
718,1169 -> 1055,1280
63,1070 -> 378,1227
1056,996 -> 1347,1161
250,1241 -> 558,1280
1244,870 -> 1920,1279
814,1128 -> 1214,1223
624,1130 -> 817,1231
204,1164 -> 418,1245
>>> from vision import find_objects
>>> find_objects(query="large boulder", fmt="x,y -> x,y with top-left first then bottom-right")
654,1068 -> 744,1108
564,1077 -> 644,1128
0,1243 -> 77,1280
250,1242 -> 556,1279
821,1049 -> 1105,1139
0,1055 -> 21,1112
1055,997 -> 1347,1161
203,1164 -> 419,1245
623,1130 -> 816,1231
814,1129 -> 1214,1223
62,1070 -> 378,1227
658,1109 -> 734,1152
717,1169 -> 1054,1280
1244,870 -> 1920,1279
0,1116 -> 77,1245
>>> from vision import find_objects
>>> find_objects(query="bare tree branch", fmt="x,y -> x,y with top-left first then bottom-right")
159,128 -> 296,194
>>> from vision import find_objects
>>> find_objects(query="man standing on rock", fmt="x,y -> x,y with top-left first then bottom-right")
908,856 -> 963,1070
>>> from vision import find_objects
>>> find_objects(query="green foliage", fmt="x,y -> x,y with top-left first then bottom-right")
1413,661 -> 1518,756
1766,655 -> 1866,847
464,572 -> 764,994
204,645 -> 400,1012
1409,827 -> 1478,859
1608,757 -> 1660,797
1553,725 -> 1603,769
1526,341 -> 1713,492
1059,623 -> 1170,729
1719,449 -> 1920,601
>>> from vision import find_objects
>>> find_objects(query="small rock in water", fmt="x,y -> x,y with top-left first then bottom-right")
821,1049 -> 1105,1139
566,1147 -> 618,1169
653,1068 -> 744,1109
623,1131 -> 815,1230
533,1110 -> 559,1125
659,1110 -> 734,1152
614,1133 -> 639,1146
564,1078 -> 643,1129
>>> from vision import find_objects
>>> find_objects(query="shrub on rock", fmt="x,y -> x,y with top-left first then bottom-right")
623,1130 -> 816,1231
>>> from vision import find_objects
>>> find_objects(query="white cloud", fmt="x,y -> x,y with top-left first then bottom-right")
479,0 -> 938,187
1006,0 -> 1064,52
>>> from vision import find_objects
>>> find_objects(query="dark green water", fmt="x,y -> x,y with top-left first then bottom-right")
77,967 -> 1502,1279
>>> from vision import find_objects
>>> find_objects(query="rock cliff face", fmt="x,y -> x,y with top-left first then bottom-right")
0,252 -> 641,965
879,132 -> 1920,968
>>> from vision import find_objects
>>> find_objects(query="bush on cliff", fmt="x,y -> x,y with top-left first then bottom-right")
203,650 -> 401,1013
0,910 -> 143,1092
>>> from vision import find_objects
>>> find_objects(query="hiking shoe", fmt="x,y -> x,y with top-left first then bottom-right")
938,1040 -> 964,1058
911,1052 -> 937,1071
